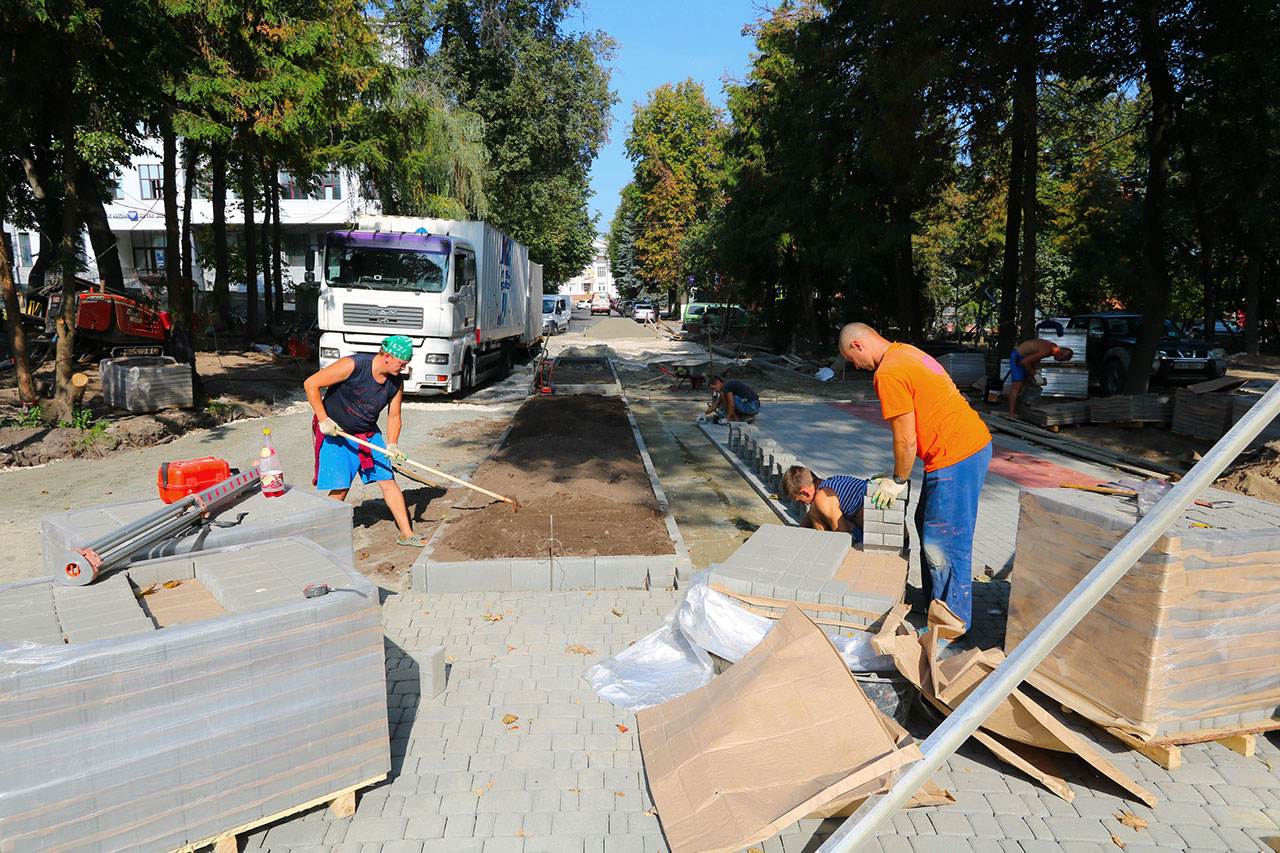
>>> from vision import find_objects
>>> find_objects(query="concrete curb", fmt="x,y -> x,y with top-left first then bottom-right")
698,421 -> 803,525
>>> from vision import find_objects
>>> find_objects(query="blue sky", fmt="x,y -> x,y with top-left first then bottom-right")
571,0 -> 760,231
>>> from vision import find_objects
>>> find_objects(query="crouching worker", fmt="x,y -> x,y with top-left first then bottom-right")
705,375 -> 761,422
304,334 -> 424,547
781,465 -> 867,543
1008,339 -> 1074,417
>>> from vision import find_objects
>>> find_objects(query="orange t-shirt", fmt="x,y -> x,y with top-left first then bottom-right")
874,342 -> 991,472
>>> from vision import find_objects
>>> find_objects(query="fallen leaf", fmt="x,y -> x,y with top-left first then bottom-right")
162,579 -> 181,589
568,787 -> 581,794
502,713 -> 519,725
507,645 -> 518,652
1115,811 -> 1147,831
645,807 -> 658,817
611,608 -> 623,617
614,790 -> 625,798
473,780 -> 494,797
616,724 -> 629,733
566,644 -> 594,655
482,611 -> 504,622
515,829 -> 529,839
137,583 -> 158,597
1110,834 -> 1125,849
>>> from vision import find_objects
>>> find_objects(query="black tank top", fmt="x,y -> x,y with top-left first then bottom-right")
324,353 -> 402,434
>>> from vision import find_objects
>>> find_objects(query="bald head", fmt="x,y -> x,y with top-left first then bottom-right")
838,322 -> 890,371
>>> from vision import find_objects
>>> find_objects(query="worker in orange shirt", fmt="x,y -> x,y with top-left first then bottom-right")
839,323 -> 992,634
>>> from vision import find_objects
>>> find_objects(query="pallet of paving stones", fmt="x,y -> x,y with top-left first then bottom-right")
937,351 -> 986,389
100,355 -> 194,413
1023,400 -> 1090,429
999,360 -> 1089,398
1172,382 -> 1280,444
1087,392 -> 1173,425
1007,487 -> 1280,770
0,537 -> 390,852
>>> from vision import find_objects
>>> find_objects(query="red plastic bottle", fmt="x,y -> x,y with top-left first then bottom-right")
259,427 -> 286,497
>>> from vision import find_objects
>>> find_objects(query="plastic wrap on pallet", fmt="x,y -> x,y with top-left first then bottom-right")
1173,383 -> 1280,445
41,487 -> 355,577
0,537 -> 389,852
100,356 -> 193,413
937,352 -> 987,389
1006,487 -> 1280,740
1089,393 -> 1173,424
1000,360 -> 1089,398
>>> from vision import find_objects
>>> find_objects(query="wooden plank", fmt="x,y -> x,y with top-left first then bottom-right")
1105,727 -> 1182,770
1218,733 -> 1256,759
710,585 -> 882,622
1146,715 -> 1280,747
173,773 -> 386,853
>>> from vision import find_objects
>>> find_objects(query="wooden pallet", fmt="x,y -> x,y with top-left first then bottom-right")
1103,717 -> 1280,770
174,773 -> 386,853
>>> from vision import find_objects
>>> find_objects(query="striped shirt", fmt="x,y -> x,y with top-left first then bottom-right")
818,476 -> 868,521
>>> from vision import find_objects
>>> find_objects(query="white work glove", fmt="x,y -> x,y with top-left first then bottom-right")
318,417 -> 341,437
1035,373 -> 1048,387
386,443 -> 407,465
867,476 -> 907,510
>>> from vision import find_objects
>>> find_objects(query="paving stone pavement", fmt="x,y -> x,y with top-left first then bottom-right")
239,587 -> 1280,853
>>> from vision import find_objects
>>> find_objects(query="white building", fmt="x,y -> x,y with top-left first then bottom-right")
560,236 -> 616,299
4,138 -> 375,309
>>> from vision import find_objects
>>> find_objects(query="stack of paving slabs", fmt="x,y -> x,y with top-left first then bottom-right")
42,486 -> 355,576
1007,486 -> 1280,741
1088,393 -> 1173,425
705,526 -> 906,629
100,355 -> 193,412
873,602 -> 1156,807
637,606 -> 926,853
1024,400 -> 1091,429
1173,378 -> 1280,444
937,351 -> 987,389
0,537 -> 390,851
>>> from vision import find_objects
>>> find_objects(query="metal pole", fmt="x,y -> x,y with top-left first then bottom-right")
820,381 -> 1280,852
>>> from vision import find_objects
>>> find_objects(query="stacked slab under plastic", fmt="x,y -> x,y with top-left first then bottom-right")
705,526 -> 907,627
100,355 -> 194,412
1008,486 -> 1280,740
41,487 -> 355,576
0,535 -> 389,850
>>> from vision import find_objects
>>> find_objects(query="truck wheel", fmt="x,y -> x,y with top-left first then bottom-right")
462,354 -> 476,390
1102,359 -> 1126,396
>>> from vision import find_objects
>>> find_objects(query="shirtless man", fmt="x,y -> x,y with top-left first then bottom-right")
1007,339 -> 1074,417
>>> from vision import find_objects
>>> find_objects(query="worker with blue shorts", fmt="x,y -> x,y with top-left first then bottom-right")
304,334 -> 424,547
1008,339 -> 1074,417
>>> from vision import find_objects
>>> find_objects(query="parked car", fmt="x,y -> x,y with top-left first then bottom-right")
575,298 -> 591,310
1067,312 -> 1227,395
632,300 -> 656,323
683,305 -> 749,337
590,294 -> 611,315
542,295 -> 571,335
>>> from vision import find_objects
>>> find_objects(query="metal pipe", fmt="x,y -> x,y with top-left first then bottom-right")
82,495 -> 198,554
820,381 -> 1280,852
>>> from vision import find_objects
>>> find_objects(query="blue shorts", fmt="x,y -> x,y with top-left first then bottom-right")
316,432 -> 395,490
1009,350 -> 1029,383
719,393 -> 761,418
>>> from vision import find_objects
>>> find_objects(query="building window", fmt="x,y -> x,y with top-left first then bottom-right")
113,176 -> 125,200
139,164 -> 163,200
17,233 -> 33,267
284,233 -> 309,266
278,171 -> 306,200
312,171 -> 342,201
132,233 -> 166,274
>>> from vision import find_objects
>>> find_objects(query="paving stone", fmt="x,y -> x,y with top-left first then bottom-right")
1173,822 -> 1231,849
910,837 -> 973,853
381,842 -> 425,853
928,812 -> 975,837
481,838 -> 525,853
1203,804 -> 1277,828
345,817 -> 409,844
1041,816 -> 1112,843
404,816 -> 446,840
423,840 -> 483,853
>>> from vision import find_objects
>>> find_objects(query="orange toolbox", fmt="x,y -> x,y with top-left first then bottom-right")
157,457 -> 233,503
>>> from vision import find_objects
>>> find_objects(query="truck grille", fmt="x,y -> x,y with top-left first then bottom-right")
342,303 -> 424,329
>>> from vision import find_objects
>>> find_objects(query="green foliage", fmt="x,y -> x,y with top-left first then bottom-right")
2,407 -> 45,429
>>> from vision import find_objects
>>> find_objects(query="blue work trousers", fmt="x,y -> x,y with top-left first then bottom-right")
915,442 -> 992,632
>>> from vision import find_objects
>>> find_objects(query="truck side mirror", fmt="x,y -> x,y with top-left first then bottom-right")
304,271 -> 316,284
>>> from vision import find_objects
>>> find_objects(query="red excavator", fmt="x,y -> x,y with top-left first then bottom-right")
38,277 -> 169,359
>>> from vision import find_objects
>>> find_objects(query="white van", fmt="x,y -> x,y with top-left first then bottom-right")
542,295 -> 570,335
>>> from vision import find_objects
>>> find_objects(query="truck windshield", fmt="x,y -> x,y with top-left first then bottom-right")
325,242 -> 449,293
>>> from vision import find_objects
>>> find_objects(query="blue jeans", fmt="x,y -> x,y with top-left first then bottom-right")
915,442 -> 992,632
717,393 -> 760,419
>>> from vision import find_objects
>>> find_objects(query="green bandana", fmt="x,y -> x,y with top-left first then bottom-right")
381,334 -> 413,360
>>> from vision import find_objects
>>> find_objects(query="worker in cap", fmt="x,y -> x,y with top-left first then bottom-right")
304,334 -> 423,547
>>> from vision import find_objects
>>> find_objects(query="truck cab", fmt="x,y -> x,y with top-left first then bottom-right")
317,219 -> 540,395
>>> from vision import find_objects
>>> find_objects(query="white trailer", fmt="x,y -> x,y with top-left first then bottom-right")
317,216 -> 543,395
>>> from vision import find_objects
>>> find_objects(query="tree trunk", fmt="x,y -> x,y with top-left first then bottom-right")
161,118 -> 187,333
77,167 -> 125,293
1126,0 -> 1177,394
271,165 -> 283,322
181,141 -> 195,314
260,173 -> 273,327
210,144 -> 232,330
1017,25 -> 1039,342
890,191 -> 920,338
0,196 -> 38,404
1245,228 -> 1262,357
997,0 -> 1033,358
51,130 -> 81,422
241,154 -> 259,341
20,154 -> 59,297
1174,105 -> 1217,342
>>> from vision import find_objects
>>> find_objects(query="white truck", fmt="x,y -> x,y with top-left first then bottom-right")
316,215 -> 543,394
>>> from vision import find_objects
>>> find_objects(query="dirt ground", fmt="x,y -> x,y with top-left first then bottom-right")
431,395 -> 673,560
549,358 -> 614,385
0,350 -> 309,467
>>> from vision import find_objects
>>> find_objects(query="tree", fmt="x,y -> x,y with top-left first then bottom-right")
606,184 -> 641,298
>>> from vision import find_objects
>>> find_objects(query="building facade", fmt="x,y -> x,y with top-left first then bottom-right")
559,236 -> 616,299
3,138 -> 375,312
